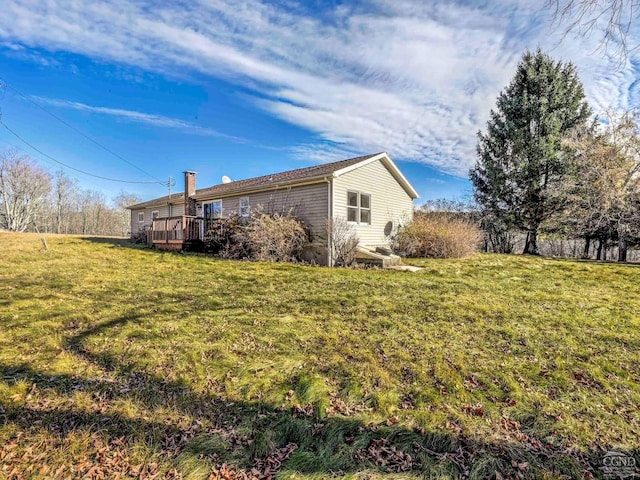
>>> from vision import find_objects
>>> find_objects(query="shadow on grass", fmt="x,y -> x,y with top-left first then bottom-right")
547,256 -> 640,268
80,236 -> 135,246
80,236 -> 213,258
0,315 -> 636,479
80,236 -> 161,254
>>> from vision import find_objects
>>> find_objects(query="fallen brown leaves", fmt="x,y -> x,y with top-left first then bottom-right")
325,391 -> 371,416
291,403 -> 314,417
251,443 -> 297,479
0,380 -> 602,480
0,434 -> 170,480
355,439 -> 413,472
462,403 -> 485,417
498,417 -> 544,451
573,371 -> 602,390
399,393 -> 416,410
208,443 -> 298,480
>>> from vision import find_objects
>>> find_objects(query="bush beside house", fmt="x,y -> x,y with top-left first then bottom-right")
392,211 -> 482,258
203,212 -> 310,262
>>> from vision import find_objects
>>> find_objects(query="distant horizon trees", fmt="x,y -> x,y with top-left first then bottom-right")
0,150 -> 141,236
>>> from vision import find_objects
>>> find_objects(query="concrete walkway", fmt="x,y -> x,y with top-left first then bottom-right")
386,265 -> 424,272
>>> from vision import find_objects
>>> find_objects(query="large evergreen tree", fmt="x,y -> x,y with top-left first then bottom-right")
470,49 -> 591,254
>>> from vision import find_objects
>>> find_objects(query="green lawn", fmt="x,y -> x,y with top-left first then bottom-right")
1,232 -> 639,479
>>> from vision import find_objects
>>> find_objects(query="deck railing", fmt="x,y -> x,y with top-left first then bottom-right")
151,216 -> 202,244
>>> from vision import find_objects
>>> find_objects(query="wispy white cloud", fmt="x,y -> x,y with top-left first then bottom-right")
0,0 -> 638,176
35,97 -> 249,142
0,42 -> 61,67
289,143 -> 365,165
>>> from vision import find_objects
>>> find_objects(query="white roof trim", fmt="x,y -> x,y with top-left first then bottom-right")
332,152 -> 419,199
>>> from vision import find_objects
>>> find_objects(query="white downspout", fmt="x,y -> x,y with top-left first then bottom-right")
325,176 -> 333,266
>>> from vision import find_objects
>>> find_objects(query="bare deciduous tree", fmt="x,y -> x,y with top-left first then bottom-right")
0,151 -> 51,232
561,110 -> 640,261
550,0 -> 640,59
113,191 -> 141,237
76,190 -> 120,236
52,170 -> 78,234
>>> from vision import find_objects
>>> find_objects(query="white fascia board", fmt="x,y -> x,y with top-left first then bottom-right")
332,152 -> 420,199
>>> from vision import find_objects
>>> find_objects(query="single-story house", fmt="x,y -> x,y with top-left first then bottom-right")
127,152 -> 418,265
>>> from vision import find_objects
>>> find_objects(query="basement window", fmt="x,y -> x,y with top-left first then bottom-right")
347,191 -> 371,225
138,212 -> 144,222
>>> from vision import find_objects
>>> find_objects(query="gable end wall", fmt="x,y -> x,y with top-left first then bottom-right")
332,160 -> 414,246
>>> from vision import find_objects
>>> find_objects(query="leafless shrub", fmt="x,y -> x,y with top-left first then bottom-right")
203,214 -> 251,259
204,212 -> 309,262
245,212 -> 309,262
326,217 -> 359,267
130,229 -> 148,244
392,212 -> 482,258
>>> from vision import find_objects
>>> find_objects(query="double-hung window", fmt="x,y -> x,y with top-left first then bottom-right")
347,191 -> 371,225
138,212 -> 144,222
239,197 -> 250,217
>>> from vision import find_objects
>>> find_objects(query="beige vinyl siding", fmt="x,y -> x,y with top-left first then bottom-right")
130,203 -> 185,234
131,209 -> 150,234
197,182 -> 329,242
332,159 -> 414,246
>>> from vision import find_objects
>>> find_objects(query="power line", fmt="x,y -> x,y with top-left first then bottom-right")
0,118 -> 166,185
0,76 -> 164,183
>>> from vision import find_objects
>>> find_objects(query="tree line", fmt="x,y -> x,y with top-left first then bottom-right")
471,49 -> 640,262
0,150 -> 140,236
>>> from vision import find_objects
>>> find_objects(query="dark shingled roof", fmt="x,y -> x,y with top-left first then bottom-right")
127,193 -> 185,210
195,152 -> 381,198
128,153 -> 382,209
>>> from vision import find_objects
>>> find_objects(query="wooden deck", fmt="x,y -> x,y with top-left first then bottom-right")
150,216 -> 203,250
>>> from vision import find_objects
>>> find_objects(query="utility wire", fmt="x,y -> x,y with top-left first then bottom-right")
0,76 -> 164,183
0,118 -> 166,185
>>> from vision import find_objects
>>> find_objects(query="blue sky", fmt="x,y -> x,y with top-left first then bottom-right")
0,0 -> 638,204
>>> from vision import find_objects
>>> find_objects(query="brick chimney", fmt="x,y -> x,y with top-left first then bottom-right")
183,171 -> 197,216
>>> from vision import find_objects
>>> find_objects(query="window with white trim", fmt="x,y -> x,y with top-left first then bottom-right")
138,212 -> 144,222
239,197 -> 250,217
347,191 -> 371,225
152,210 -> 159,219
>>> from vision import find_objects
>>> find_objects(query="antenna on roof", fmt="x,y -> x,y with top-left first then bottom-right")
221,175 -> 232,184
